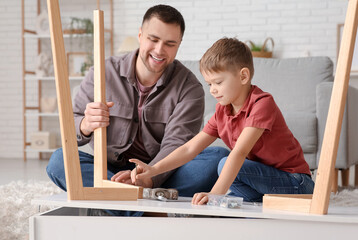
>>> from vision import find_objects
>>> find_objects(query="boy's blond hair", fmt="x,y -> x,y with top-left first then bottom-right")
200,37 -> 254,80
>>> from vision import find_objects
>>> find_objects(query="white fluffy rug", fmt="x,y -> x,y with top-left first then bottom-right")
0,180 -> 62,240
330,187 -> 358,206
0,180 -> 358,240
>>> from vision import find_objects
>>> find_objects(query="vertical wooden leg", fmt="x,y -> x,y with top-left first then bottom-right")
310,0 -> 358,214
355,165 -> 358,187
47,0 -> 84,200
341,168 -> 350,187
331,169 -> 339,193
93,10 -> 107,187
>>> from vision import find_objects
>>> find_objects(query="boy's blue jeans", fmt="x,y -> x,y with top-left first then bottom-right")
46,146 -> 230,216
218,158 -> 315,202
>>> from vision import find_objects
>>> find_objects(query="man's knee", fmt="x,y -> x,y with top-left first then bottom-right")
46,148 -> 64,177
203,146 -> 230,157
196,146 -> 229,163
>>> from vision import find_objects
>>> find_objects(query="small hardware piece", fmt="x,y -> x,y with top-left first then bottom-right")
207,194 -> 243,209
143,188 -> 178,201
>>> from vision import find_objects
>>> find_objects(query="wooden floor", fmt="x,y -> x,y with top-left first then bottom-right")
0,158 -> 49,185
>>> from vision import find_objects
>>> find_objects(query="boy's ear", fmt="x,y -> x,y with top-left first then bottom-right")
240,68 -> 250,84
240,67 -> 251,85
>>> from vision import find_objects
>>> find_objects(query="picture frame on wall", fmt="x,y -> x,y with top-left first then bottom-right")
337,23 -> 358,73
67,52 -> 89,77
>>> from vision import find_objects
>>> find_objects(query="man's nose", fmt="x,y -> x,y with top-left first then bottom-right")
154,42 -> 165,53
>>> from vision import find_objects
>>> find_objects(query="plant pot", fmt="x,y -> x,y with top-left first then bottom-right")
63,29 -> 87,34
251,51 -> 272,58
246,37 -> 275,58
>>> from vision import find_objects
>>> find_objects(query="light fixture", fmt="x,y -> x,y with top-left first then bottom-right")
117,36 -> 139,55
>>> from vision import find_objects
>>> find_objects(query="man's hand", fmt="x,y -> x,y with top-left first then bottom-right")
111,170 -> 133,184
80,102 -> 114,136
191,192 -> 210,205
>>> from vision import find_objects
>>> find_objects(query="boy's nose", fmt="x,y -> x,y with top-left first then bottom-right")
210,87 -> 217,94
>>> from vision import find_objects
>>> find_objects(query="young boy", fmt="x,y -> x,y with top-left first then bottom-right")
130,38 -> 315,204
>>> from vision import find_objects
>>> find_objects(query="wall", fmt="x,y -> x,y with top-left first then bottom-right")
0,1 -> 23,158
113,0 -> 347,61
0,0 -> 350,159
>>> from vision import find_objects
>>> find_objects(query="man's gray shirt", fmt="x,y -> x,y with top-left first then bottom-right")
73,50 -> 205,187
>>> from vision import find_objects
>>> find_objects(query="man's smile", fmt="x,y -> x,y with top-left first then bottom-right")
150,54 -> 165,62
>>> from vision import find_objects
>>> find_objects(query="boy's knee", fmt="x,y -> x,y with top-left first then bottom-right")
217,157 -> 228,175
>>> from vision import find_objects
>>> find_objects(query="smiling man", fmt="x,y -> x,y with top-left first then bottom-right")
46,4 -> 229,207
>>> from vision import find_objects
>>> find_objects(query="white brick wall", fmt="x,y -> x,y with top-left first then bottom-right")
0,0 -> 349,159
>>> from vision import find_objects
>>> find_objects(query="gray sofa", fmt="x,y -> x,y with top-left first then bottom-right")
182,57 -> 358,174
77,56 -> 358,183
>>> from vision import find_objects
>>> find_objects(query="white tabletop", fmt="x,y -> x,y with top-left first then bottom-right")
32,192 -> 358,224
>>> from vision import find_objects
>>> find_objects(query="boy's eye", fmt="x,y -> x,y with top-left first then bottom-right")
216,81 -> 222,85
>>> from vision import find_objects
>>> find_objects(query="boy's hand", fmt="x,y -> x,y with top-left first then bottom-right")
191,192 -> 210,205
110,168 -> 153,188
129,159 -> 156,187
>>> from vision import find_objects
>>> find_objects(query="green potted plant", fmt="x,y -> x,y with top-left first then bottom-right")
246,37 -> 275,58
65,17 -> 94,76
64,17 -> 93,34
80,54 -> 93,76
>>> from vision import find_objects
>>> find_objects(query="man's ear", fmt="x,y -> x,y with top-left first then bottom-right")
138,27 -> 142,42
240,68 -> 251,84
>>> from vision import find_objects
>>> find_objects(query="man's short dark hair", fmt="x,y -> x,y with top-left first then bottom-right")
142,4 -> 185,38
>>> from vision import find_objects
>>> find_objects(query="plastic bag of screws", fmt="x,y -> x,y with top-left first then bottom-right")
207,194 -> 243,209
143,188 -> 178,200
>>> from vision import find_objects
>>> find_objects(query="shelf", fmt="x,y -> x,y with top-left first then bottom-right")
24,33 -> 91,39
25,147 -> 57,153
24,31 -> 110,39
25,75 -> 84,81
22,0 -> 113,161
25,112 -> 59,117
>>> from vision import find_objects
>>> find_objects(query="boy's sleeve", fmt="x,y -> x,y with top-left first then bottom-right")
244,95 -> 277,131
202,110 -> 220,138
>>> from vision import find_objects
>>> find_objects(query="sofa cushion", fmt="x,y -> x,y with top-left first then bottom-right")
252,57 -> 333,113
182,61 -> 217,127
283,112 -> 317,154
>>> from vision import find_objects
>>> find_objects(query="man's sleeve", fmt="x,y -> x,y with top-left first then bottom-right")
149,73 -> 205,187
73,66 -> 95,146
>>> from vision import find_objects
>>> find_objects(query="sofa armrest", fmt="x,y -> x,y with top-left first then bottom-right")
347,82 -> 358,167
316,82 -> 348,169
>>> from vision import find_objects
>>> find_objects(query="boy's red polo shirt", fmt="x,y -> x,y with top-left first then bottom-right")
203,85 -> 311,175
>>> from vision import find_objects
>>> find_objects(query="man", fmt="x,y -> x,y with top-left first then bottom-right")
46,4 -> 229,201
